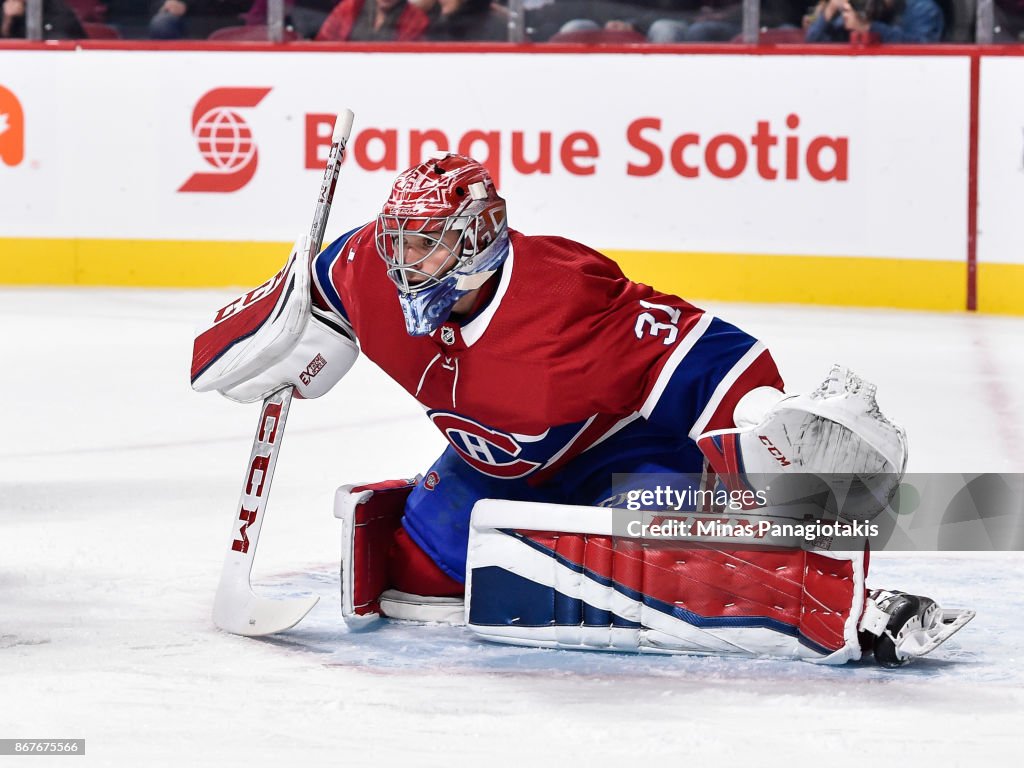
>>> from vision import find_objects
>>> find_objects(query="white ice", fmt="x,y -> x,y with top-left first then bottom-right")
1,288 -> 1022,767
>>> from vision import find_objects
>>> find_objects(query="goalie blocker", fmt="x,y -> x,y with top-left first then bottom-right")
191,235 -> 358,403
334,486 -> 974,666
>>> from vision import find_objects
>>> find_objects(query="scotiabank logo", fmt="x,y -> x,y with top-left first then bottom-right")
303,112 -> 849,187
0,85 -> 25,167
179,87 -> 271,193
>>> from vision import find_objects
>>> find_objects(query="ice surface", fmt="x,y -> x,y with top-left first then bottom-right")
1,288 -> 1022,767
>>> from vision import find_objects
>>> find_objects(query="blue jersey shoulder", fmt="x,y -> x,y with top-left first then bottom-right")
312,224 -> 366,320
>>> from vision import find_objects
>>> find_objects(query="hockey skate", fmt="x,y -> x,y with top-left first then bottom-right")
859,589 -> 976,667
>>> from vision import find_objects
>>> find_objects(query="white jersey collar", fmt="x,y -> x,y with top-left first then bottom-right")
459,241 -> 515,348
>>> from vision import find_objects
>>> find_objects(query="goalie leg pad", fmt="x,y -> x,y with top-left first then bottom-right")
334,480 -> 414,626
466,500 -> 866,663
334,479 -> 465,628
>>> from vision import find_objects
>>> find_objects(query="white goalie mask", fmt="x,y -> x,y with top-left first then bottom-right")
375,153 -> 509,336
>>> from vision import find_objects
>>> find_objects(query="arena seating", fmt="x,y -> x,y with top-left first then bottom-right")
82,22 -> 120,39
208,24 -> 301,42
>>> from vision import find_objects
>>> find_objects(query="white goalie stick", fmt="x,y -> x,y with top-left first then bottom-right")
212,109 -> 355,637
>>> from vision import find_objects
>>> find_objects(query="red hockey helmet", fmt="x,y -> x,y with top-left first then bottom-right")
375,153 -> 509,335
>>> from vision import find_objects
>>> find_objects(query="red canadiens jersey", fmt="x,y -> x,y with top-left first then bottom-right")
312,226 -> 781,482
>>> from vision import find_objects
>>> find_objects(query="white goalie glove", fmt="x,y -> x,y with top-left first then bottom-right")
697,365 -> 908,518
191,236 -> 358,403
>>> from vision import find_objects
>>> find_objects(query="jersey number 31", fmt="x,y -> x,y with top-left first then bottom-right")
634,300 -> 681,346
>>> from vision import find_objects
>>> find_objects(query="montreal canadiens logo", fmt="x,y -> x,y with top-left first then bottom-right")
429,412 -> 541,479
423,471 -> 440,491
179,87 -> 271,193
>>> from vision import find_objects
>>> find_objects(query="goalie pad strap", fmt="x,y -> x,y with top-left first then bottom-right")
858,597 -> 890,636
465,500 -> 865,663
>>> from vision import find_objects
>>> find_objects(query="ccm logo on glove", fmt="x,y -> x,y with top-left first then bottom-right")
213,263 -> 291,324
759,435 -> 792,467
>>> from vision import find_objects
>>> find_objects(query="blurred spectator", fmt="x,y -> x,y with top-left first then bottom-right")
2,0 -> 85,37
316,0 -> 429,40
287,0 -> 336,37
521,0 -> 574,40
805,0 -> 943,42
102,0 -> 153,38
865,0 -> 944,41
648,1 -> 803,42
647,2 -> 741,42
548,0 -> 692,40
548,1 -> 766,44
148,0 -> 252,39
805,0 -> 854,39
240,0 -> 283,23
64,0 -> 106,21
242,0 -> 340,39
419,0 -> 507,41
994,0 -> 1024,41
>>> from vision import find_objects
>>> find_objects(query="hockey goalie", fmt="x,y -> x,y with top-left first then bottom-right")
192,152 -> 973,666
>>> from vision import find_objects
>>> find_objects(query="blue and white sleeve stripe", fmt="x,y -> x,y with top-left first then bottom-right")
312,225 -> 363,322
640,317 -> 762,436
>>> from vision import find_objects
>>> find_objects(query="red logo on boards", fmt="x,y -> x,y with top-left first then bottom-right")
0,85 -> 25,167
180,87 -> 271,193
